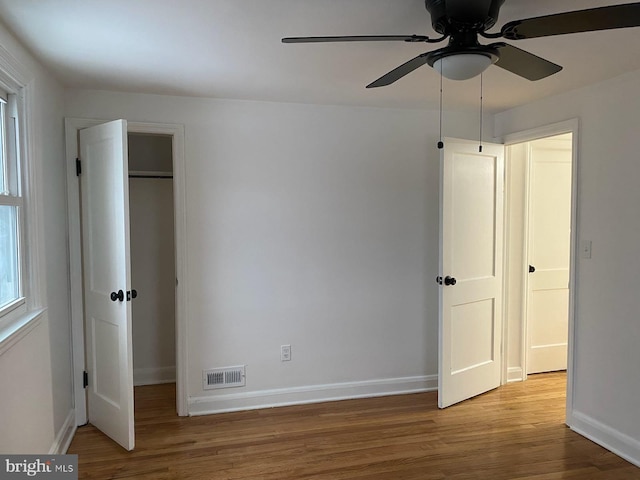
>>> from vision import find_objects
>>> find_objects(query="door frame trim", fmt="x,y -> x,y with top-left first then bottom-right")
65,117 -> 188,423
501,118 -> 579,427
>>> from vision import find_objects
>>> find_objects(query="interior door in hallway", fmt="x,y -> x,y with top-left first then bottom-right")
439,138 -> 505,408
526,134 -> 572,374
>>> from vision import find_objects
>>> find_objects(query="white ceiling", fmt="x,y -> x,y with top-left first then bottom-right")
0,0 -> 639,112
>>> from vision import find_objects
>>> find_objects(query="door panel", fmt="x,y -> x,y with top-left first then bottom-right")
527,137 -> 572,374
439,138 -> 504,408
80,119 -> 135,450
451,298 -> 495,374
451,154 -> 498,280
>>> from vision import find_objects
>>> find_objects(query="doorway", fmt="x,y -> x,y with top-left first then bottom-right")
65,118 -> 188,435
503,121 -> 578,398
128,133 -> 176,390
523,134 -> 572,375
437,125 -> 577,410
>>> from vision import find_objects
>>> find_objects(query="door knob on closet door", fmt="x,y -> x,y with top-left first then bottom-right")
110,290 -> 124,302
444,276 -> 457,286
529,265 -> 536,273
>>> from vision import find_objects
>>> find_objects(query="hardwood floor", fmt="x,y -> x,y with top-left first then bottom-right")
68,373 -> 639,479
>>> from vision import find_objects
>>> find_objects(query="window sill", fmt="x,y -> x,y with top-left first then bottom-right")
0,307 -> 46,356
0,297 -> 26,318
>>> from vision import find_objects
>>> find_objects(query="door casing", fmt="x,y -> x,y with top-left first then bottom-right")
65,118 -> 188,423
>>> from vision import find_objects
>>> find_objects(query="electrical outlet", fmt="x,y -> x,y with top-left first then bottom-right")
281,344 -> 291,362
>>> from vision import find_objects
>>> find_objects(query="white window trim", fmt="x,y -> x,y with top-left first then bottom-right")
0,43 -> 47,348
0,94 -> 25,322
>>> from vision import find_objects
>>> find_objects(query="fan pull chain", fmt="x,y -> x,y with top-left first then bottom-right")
438,64 -> 444,150
479,73 -> 483,153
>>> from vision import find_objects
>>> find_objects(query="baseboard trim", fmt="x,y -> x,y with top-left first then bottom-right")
134,366 -> 176,386
49,409 -> 76,454
188,375 -> 437,416
507,367 -> 523,383
569,410 -> 640,468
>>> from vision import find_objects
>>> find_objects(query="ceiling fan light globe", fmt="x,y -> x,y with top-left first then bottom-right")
433,54 -> 493,80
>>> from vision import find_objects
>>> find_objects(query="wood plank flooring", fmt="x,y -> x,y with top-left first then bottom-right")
68,373 -> 639,479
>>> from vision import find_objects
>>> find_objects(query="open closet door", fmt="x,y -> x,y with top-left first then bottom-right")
438,138 -> 505,408
79,119 -> 135,450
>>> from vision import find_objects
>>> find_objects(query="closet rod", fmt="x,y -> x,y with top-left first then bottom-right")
129,174 -> 173,179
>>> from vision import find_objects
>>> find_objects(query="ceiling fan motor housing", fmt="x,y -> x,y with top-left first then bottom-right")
425,0 -> 506,34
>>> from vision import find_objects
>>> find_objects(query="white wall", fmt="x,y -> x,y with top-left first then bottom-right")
38,58 -> 72,449
495,69 -> 640,466
129,176 -> 176,385
0,21 -> 70,452
128,133 -> 172,172
0,320 -> 54,453
65,89 -> 491,411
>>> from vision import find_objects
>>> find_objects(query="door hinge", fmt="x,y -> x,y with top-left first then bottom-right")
76,158 -> 82,176
83,370 -> 88,388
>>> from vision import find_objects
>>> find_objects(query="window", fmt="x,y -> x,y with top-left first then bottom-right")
0,90 -> 24,321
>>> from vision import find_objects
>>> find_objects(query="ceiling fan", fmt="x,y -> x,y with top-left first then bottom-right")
282,0 -> 640,85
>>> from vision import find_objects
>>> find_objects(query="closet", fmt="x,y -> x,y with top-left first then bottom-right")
127,133 -> 176,387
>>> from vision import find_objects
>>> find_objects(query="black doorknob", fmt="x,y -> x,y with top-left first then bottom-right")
131,289 -> 137,299
444,276 -> 457,286
110,290 -> 124,302
529,265 -> 536,273
436,276 -> 443,285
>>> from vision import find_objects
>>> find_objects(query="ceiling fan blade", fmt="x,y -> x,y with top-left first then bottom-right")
501,3 -> 640,40
492,43 -> 562,81
282,35 -> 430,43
366,53 -> 430,88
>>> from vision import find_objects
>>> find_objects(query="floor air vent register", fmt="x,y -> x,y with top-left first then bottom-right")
203,366 -> 246,390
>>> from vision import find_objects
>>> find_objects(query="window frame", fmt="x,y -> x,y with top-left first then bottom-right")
0,92 -> 27,327
0,49 -> 45,343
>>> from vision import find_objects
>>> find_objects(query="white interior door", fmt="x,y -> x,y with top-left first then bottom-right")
526,135 -> 572,374
79,119 -> 135,450
439,138 -> 504,408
